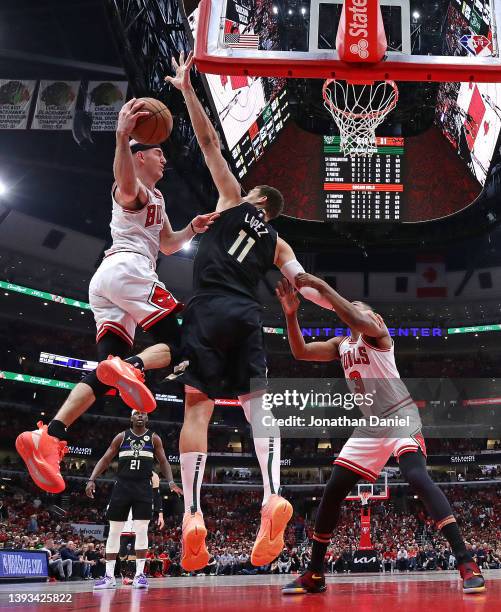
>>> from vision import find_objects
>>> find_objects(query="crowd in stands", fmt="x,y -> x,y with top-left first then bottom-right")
1,471 -> 499,581
1,409 -> 499,468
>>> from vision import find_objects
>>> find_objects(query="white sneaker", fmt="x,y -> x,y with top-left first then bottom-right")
132,573 -> 148,589
93,575 -> 116,589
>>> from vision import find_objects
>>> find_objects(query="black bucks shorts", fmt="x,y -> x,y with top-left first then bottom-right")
105,478 -> 153,522
178,293 -> 267,399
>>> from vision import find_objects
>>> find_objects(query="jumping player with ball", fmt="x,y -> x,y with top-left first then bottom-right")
16,97 -> 219,495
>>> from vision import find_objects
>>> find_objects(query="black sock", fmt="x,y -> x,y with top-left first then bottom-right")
307,465 -> 360,574
398,452 -> 472,565
440,523 -> 470,563
309,540 -> 329,574
125,355 -> 144,372
47,419 -> 67,441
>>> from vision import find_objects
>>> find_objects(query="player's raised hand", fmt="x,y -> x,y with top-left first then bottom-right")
164,51 -> 195,92
191,211 -> 220,234
276,279 -> 300,316
116,98 -> 150,137
367,311 -> 384,328
295,272 -> 326,292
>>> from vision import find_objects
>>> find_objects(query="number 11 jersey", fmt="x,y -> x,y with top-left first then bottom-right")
193,203 -> 278,303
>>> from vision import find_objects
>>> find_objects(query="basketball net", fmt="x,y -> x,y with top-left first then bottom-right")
323,79 -> 399,157
360,491 -> 372,506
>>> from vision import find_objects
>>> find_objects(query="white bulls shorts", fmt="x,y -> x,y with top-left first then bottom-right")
334,432 -> 427,482
89,251 -> 179,347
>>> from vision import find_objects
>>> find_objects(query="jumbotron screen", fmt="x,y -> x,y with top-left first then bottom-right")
188,0 -> 290,179
436,0 -> 501,185
323,136 -> 404,222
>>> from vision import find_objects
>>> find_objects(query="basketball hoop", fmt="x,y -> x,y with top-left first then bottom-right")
322,79 -> 399,157
360,491 -> 372,506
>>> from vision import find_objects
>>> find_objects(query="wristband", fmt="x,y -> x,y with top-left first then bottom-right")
168,480 -> 175,487
190,221 -> 196,234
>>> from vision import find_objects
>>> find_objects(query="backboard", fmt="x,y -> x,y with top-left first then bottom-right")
194,0 -> 501,82
345,471 -> 389,502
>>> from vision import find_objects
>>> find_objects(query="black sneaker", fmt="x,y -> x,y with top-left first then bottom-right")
458,560 -> 486,594
282,570 -> 326,595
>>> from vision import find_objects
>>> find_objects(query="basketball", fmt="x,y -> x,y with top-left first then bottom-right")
131,97 -> 173,145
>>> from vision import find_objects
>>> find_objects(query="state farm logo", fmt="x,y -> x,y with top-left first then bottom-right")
350,39 -> 369,59
348,0 -> 368,37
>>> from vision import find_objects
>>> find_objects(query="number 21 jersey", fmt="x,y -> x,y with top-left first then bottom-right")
117,430 -> 155,480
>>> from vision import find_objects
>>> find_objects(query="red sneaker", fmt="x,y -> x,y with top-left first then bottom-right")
459,560 -> 486,594
251,494 -> 293,566
181,512 -> 209,572
96,356 -> 156,413
15,422 -> 68,493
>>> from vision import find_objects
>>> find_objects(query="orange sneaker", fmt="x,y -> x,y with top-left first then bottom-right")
251,494 -> 293,566
96,356 -> 156,413
181,512 -> 209,572
15,422 -> 68,493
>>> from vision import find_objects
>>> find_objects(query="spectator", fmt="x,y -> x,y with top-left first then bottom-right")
84,542 -> 105,579
60,541 -> 83,580
39,539 -> 72,581
277,549 -> 291,574
396,547 -> 408,572
27,515 -> 38,534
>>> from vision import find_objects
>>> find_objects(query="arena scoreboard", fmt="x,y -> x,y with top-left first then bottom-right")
323,136 -> 404,222
231,88 -> 290,179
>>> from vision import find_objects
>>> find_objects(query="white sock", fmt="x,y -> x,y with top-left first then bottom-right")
105,560 -> 116,577
253,436 -> 281,505
239,393 -> 281,506
135,558 -> 146,576
180,452 -> 207,515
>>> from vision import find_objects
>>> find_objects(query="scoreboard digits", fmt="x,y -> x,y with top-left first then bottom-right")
323,136 -> 404,222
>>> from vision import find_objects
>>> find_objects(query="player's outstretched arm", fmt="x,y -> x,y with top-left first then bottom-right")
274,237 -> 335,311
276,279 -> 341,362
295,272 -> 386,339
159,211 -> 220,255
165,52 -> 242,210
113,99 -> 150,210
152,434 -> 183,496
85,433 -> 124,498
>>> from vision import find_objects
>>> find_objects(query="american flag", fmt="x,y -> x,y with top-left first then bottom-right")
224,32 -> 259,49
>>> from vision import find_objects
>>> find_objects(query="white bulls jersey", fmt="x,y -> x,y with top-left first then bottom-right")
338,335 -> 415,418
105,183 -> 166,264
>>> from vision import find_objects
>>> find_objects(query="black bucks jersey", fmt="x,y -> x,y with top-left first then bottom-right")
193,203 -> 278,302
179,203 -> 277,398
117,430 -> 155,480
